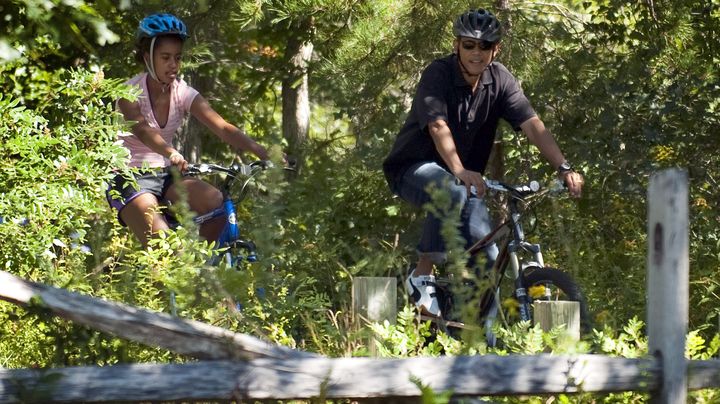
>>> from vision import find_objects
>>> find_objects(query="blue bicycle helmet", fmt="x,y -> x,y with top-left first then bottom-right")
453,9 -> 502,43
137,13 -> 188,40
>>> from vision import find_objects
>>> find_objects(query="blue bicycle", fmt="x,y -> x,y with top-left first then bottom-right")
182,161 -> 274,267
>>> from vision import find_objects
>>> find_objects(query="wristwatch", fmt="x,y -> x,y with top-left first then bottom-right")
557,161 -> 573,175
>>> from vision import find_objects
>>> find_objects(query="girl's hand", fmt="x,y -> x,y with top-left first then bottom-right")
169,151 -> 188,171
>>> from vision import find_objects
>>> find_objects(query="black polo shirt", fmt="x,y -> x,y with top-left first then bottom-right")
382,54 -> 536,192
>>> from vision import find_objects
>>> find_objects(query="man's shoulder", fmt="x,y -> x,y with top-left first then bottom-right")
427,54 -> 455,70
488,62 -> 516,81
420,54 -> 457,85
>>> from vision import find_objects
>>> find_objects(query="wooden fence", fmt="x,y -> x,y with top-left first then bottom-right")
1,168 -> 719,403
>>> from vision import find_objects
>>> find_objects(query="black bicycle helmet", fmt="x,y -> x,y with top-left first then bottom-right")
137,13 -> 188,41
453,9 -> 502,43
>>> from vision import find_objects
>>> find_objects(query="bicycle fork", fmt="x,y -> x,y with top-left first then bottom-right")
216,199 -> 258,267
508,240 -> 545,322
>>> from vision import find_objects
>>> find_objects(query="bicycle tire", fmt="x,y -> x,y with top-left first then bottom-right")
519,265 -> 591,332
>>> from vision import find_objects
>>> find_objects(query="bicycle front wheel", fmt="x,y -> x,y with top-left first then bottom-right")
520,265 -> 590,332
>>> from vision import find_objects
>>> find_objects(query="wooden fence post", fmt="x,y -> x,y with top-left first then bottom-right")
647,169 -> 689,404
352,277 -> 397,356
534,301 -> 580,341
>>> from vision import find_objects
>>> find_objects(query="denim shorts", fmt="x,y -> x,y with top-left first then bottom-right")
105,168 -> 176,226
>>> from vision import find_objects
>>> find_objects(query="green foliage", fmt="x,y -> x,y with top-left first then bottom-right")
0,59 -> 194,366
0,67 -> 130,279
0,0 -> 119,63
478,0 -> 720,339
370,306 -> 463,357
2,1 -> 720,402
592,316 -> 647,358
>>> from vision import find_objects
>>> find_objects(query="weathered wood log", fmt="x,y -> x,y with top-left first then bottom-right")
687,359 -> 720,390
352,277 -> 397,325
647,169 -> 689,404
0,270 -> 313,361
352,277 -> 397,356
533,301 -> 580,340
0,355 -> 663,402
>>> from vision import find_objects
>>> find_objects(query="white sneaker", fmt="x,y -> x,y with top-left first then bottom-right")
405,269 -> 442,317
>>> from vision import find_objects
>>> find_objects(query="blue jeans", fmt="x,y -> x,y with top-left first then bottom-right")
395,162 -> 498,268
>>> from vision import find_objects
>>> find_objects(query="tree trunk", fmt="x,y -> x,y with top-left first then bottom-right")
282,18 -> 314,162
487,0 -> 513,184
487,0 -> 513,219
176,70 -> 214,163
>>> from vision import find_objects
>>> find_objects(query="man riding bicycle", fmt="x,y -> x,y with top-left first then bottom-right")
382,9 -> 584,317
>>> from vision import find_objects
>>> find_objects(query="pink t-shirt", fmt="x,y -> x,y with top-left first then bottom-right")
118,73 -> 199,168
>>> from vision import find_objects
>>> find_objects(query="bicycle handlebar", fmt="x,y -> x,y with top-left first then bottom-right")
485,179 -> 539,194
184,160 -> 273,177
484,178 -> 566,199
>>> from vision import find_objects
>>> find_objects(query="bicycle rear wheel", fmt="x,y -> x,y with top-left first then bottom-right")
518,265 -> 590,332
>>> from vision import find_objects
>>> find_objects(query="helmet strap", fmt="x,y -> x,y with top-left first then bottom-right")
455,45 -> 481,88
454,44 -> 498,88
143,36 -> 170,93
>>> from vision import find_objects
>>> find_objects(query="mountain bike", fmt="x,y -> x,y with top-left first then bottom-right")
421,178 -> 589,346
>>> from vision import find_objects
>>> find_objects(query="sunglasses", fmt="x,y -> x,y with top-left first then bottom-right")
460,40 -> 495,51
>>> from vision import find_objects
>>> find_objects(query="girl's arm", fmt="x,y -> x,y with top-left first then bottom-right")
189,95 -> 269,160
117,98 -> 186,168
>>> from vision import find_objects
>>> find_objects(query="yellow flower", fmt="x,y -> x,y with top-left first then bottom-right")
528,285 -> 547,299
502,298 -> 519,317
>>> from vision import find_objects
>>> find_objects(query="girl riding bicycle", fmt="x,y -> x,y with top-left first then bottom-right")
107,13 -> 270,246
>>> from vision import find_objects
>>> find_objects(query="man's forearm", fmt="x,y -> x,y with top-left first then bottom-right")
428,120 -> 464,175
521,117 -> 566,169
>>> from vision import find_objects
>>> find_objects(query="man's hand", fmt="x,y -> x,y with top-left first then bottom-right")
455,168 -> 487,197
561,171 -> 584,198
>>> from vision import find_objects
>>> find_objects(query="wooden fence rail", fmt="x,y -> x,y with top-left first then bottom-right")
0,271 -> 312,361
647,169 -> 690,403
0,168 -> 715,403
0,356 -> 661,402
3,355 -> 720,402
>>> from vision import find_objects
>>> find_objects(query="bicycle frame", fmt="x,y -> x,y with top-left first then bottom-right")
184,162 -> 268,266
464,180 -> 554,323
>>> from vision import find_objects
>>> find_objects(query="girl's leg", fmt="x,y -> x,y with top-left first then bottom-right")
166,178 -> 224,242
120,193 -> 170,247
